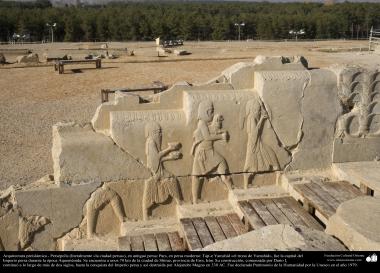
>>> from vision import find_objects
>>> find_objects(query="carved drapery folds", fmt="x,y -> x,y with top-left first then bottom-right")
191,100 -> 233,204
239,98 -> 281,189
86,184 -> 127,238
142,122 -> 183,220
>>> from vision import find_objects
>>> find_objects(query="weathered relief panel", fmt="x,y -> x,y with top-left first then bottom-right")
333,67 -> 380,162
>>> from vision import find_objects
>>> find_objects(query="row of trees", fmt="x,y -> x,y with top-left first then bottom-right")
0,1 -> 380,42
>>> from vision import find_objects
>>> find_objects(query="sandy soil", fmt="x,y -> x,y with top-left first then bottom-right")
0,40 -> 379,189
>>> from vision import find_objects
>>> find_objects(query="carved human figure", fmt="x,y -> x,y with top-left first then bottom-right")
240,98 -> 280,189
191,100 -> 233,204
86,184 -> 127,238
142,121 -> 182,221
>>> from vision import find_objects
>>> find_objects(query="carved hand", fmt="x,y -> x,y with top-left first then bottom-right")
168,142 -> 181,151
222,131 -> 229,142
169,151 -> 182,160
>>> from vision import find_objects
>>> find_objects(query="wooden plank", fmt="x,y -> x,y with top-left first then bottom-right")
204,216 -> 226,242
313,181 -> 358,203
272,198 -> 308,227
227,213 -> 246,235
238,201 -> 266,230
305,183 -> 341,210
338,182 -> 363,197
180,218 -> 202,250
60,60 -> 99,64
248,199 -> 278,225
143,234 -> 158,251
216,215 -> 238,239
167,232 -> 184,251
192,218 -> 214,247
156,233 -> 172,251
118,236 -> 131,251
282,197 -> 324,231
130,235 -> 144,251
261,198 -> 293,225
293,184 -> 336,219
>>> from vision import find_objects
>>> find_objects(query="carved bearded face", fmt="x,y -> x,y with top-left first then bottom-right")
246,99 -> 261,118
145,122 -> 162,147
198,100 -> 214,122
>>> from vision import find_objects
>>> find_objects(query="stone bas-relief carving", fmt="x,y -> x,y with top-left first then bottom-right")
336,68 -> 380,138
19,216 -> 50,249
0,186 -> 51,250
143,122 -> 182,220
86,184 -> 127,238
191,100 -> 233,204
240,98 -> 280,189
2,55 -> 380,251
333,67 -> 380,163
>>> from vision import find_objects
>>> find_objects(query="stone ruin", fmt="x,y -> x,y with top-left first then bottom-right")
1,56 -> 379,251
16,53 -> 39,64
0,53 -> 6,64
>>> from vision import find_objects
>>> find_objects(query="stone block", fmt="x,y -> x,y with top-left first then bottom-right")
52,122 -> 150,184
326,196 -> 380,250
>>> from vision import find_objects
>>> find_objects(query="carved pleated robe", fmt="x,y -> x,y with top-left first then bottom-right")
244,114 -> 279,172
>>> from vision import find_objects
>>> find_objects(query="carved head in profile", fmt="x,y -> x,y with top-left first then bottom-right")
246,99 -> 261,118
198,100 -> 214,122
145,121 -> 162,147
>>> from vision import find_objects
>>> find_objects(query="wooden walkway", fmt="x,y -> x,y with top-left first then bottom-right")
118,231 -> 185,251
239,197 -> 324,231
293,180 -> 363,220
180,214 -> 247,250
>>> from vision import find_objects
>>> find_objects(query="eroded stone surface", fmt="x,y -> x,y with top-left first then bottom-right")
52,122 -> 150,184
289,69 -> 342,170
326,196 -> 380,250
60,236 -> 118,251
14,181 -> 100,250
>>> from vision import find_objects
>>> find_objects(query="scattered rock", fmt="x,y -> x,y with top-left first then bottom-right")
0,53 -> 5,64
16,53 -> 39,64
174,49 -> 190,56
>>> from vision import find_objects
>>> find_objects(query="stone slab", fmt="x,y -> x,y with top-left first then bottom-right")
255,70 -> 310,148
333,138 -> 380,163
332,161 -> 380,195
326,196 -> 380,250
289,69 -> 342,170
52,122 -> 150,184
60,237 -> 118,251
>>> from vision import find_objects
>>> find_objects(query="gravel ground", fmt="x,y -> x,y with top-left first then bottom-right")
0,40 -> 379,189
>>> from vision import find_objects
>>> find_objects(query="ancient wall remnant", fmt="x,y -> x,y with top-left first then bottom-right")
1,55 -> 379,251
333,67 -> 380,163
